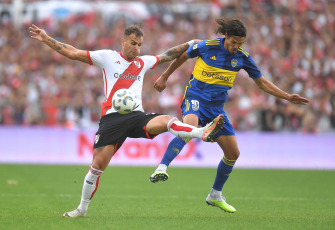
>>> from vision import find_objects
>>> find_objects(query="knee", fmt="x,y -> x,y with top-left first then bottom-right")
91,159 -> 105,171
91,147 -> 114,171
225,150 -> 240,161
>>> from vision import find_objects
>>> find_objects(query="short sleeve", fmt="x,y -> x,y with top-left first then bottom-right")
243,55 -> 262,79
140,55 -> 159,70
88,49 -> 112,68
187,40 -> 206,58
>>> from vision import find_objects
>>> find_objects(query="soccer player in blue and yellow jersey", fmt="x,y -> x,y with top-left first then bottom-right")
150,17 -> 310,213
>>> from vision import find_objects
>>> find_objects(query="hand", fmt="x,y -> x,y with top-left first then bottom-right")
29,24 -> 48,42
154,75 -> 168,92
288,94 -> 310,105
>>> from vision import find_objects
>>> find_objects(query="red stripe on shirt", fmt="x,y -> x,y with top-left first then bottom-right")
87,51 -> 93,65
150,56 -> 159,69
100,57 -> 145,117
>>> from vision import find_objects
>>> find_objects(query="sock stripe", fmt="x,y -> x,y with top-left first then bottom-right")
222,156 -> 236,166
90,166 -> 103,176
167,117 -> 178,130
170,123 -> 193,132
89,176 -> 100,200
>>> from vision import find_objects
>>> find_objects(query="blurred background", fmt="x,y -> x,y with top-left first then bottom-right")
0,0 -> 334,168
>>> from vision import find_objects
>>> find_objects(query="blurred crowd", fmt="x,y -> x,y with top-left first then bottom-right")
0,0 -> 334,133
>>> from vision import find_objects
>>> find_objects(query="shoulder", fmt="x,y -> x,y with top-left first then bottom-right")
191,39 -> 221,53
90,49 -> 116,57
237,47 -> 250,58
204,38 -> 221,46
139,55 -> 157,63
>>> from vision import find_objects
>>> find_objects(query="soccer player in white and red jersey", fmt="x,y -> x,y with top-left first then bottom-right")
29,24 -> 224,218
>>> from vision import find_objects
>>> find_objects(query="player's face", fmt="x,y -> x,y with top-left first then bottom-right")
121,34 -> 143,60
224,35 -> 245,54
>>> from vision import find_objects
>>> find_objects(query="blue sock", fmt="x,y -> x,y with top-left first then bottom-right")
212,156 -> 236,191
160,137 -> 187,166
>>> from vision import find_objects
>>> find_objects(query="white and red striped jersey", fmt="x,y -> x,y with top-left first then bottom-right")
87,50 -> 159,117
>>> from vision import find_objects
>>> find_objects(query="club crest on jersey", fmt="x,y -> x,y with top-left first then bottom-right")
134,61 -> 141,68
231,59 -> 238,68
95,134 -> 100,144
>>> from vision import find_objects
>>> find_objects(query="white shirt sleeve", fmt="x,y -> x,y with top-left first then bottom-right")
88,49 -> 113,68
140,55 -> 159,70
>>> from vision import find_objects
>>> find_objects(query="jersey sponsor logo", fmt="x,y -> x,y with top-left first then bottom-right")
231,59 -> 238,67
201,69 -> 233,82
210,56 -> 216,61
115,61 -> 121,64
114,73 -> 141,81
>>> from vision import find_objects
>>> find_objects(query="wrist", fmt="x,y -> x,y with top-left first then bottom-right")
161,73 -> 169,80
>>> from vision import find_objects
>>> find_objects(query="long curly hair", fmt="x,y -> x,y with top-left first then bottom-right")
215,17 -> 247,37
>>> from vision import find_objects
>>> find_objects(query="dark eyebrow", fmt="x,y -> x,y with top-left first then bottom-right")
131,40 -> 142,45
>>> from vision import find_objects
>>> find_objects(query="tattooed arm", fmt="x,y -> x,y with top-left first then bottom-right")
156,40 -> 195,65
29,24 -> 90,64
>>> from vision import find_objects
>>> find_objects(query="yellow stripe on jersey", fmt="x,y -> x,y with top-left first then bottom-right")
238,47 -> 249,57
183,76 -> 196,100
206,39 -> 221,45
192,57 -> 238,87
185,99 -> 190,112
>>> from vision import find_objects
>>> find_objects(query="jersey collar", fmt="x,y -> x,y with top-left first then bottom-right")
120,52 -> 137,62
220,38 -> 234,56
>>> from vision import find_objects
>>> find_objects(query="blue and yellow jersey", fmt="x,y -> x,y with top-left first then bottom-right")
184,38 -> 262,106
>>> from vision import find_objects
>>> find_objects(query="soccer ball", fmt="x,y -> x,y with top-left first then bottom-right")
112,89 -> 136,114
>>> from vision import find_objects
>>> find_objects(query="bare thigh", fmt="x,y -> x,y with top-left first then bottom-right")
91,145 -> 116,171
215,135 -> 240,160
182,114 -> 199,126
145,115 -> 173,135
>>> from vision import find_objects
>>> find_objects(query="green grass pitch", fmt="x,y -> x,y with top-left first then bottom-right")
1,164 -> 334,230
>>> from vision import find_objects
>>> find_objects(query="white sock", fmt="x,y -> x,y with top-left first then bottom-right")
77,166 -> 103,212
167,117 -> 204,139
155,164 -> 167,172
209,188 -> 222,200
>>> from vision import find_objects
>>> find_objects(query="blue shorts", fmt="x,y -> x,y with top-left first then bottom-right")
181,97 -> 235,138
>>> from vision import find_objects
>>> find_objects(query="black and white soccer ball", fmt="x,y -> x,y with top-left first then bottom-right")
112,89 -> 136,114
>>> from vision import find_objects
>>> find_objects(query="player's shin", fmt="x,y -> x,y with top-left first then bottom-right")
158,137 -> 188,170
211,156 -> 236,197
167,118 -> 203,139
77,166 -> 103,213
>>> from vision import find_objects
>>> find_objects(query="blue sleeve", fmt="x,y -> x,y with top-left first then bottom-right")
243,55 -> 262,79
186,40 -> 207,58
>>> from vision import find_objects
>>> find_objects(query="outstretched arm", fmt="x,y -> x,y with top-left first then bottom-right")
154,51 -> 189,92
156,41 -> 193,65
253,76 -> 310,104
29,24 -> 90,64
